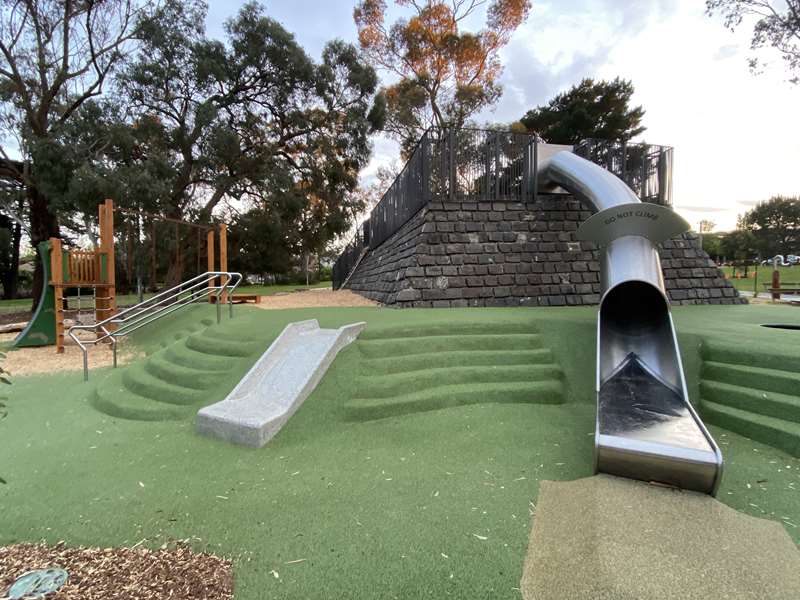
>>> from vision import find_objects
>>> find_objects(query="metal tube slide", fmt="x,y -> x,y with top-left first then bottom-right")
537,151 -> 723,495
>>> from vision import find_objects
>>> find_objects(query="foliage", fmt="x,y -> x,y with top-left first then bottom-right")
720,228 -> 760,262
0,0 -> 153,305
739,195 -> 800,256
702,232 -> 725,260
706,1 -> 800,84
520,78 -> 646,144
354,0 -> 531,155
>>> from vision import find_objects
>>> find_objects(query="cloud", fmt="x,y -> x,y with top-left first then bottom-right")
674,205 -> 730,213
713,44 -> 740,61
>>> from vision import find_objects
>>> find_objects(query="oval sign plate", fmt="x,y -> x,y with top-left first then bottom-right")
576,202 -> 689,247
6,568 -> 68,599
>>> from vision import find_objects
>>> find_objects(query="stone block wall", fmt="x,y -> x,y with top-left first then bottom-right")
346,193 -> 745,308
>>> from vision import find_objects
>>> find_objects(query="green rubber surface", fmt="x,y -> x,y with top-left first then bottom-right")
2,303 -> 800,599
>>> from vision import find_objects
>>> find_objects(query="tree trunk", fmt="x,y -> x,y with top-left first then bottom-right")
28,185 -> 60,312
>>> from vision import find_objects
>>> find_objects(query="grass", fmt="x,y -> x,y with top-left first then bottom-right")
720,265 -> 800,293
0,281 -> 332,315
1,303 -> 800,599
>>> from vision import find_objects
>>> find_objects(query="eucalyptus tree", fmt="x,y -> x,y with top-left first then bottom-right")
0,0 -> 153,304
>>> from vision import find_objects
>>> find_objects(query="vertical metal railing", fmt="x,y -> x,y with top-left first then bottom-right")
68,271 -> 242,380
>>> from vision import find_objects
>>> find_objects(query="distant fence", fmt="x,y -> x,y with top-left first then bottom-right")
333,127 -> 674,289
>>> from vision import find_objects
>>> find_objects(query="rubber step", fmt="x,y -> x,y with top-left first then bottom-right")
200,326 -> 259,343
702,361 -> 800,398
357,333 -> 544,358
700,380 -> 800,424
345,380 -> 564,421
144,350 -> 225,390
91,372 -> 190,421
360,349 -> 556,376
122,363 -> 205,405
702,340 -> 800,373
185,332 -> 260,357
164,343 -> 237,371
359,321 -> 540,340
358,364 -> 563,399
701,399 -> 800,457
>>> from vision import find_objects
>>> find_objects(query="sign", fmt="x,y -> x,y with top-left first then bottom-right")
576,203 -> 690,247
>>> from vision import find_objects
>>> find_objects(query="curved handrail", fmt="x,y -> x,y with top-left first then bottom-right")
68,271 -> 242,381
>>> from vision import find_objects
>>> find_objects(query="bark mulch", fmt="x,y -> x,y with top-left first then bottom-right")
0,542 -> 233,599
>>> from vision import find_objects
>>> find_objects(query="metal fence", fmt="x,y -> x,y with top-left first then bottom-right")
333,127 -> 675,288
332,222 -> 366,290
573,139 -> 673,207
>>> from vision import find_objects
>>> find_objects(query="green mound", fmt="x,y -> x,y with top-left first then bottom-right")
2,303 -> 800,599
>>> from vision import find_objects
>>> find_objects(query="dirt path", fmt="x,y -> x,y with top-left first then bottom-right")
0,334 -> 141,377
252,288 -> 377,310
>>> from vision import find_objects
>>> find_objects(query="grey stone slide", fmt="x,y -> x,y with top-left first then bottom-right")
196,319 -> 365,447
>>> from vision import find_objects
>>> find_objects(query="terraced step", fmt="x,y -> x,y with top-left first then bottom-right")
122,363 -> 206,405
91,371 -> 191,421
358,364 -> 563,398
357,333 -> 544,358
200,326 -> 259,343
345,380 -> 564,421
702,361 -> 800,398
700,380 -> 800,424
701,399 -> 800,457
144,350 -> 226,390
702,340 -> 800,373
185,332 -> 261,357
359,321 -> 539,340
360,349 -> 556,376
164,343 -> 237,371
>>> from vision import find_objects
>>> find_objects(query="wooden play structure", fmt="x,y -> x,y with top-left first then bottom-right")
13,199 -> 230,353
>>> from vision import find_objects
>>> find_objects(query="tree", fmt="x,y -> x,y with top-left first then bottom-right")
520,78 -> 645,144
740,195 -> 800,256
0,0 -> 152,307
706,1 -> 800,84
80,1 -> 381,284
354,0 -> 531,155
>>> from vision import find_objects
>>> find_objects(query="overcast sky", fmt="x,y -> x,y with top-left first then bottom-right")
209,0 -> 800,232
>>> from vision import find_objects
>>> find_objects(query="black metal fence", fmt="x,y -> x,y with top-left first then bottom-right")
332,221 -> 367,290
573,139 -> 673,207
333,127 -> 674,289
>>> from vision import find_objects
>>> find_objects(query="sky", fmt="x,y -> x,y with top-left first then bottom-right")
208,0 -> 800,232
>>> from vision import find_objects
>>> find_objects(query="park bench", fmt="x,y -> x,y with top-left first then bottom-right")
761,284 -> 800,300
210,293 -> 261,304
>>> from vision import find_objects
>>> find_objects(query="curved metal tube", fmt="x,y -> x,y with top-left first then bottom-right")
536,151 -> 723,495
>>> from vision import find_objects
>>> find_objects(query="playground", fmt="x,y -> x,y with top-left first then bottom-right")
2,302 -> 800,598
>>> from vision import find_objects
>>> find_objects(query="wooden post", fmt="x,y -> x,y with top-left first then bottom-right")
207,228 -> 215,303
219,223 -> 228,304
97,199 -> 116,334
50,237 -> 65,353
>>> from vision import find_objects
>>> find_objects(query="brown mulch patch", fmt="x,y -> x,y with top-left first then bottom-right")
0,543 -> 233,599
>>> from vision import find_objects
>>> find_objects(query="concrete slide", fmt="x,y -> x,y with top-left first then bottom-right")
537,152 -> 723,494
196,319 -> 365,447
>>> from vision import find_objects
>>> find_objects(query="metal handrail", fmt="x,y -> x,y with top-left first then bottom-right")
68,271 -> 243,381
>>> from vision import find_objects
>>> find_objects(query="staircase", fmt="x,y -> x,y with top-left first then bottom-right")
344,321 -> 564,421
700,340 -> 800,457
91,318 -> 262,422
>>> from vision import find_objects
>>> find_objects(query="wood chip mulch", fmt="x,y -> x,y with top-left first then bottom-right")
0,542 -> 233,599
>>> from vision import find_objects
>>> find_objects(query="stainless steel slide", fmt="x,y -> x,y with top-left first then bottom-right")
537,151 -> 723,495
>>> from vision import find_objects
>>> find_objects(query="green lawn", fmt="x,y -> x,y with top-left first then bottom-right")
1,303 -> 800,599
0,281 -> 332,315
720,265 -> 800,293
